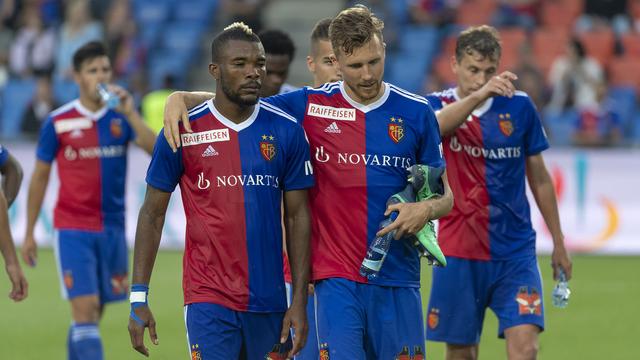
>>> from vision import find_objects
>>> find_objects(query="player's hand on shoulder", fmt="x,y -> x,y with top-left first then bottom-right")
128,305 -> 159,357
21,234 -> 38,268
478,71 -> 517,100
163,92 -> 191,152
377,201 -> 433,240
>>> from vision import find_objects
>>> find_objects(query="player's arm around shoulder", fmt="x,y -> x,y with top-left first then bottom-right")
163,91 -> 215,151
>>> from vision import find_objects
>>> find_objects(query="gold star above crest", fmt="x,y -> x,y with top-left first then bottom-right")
398,118 -> 403,123
269,135 -> 275,141
261,135 -> 267,140
499,114 -> 504,119
506,113 -> 511,119
390,117 -> 396,122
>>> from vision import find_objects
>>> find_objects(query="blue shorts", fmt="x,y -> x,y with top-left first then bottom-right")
285,283 -> 318,360
315,278 -> 425,360
426,256 -> 545,345
54,226 -> 128,304
184,302 -> 292,359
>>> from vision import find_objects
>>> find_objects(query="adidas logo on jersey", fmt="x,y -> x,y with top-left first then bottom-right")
324,122 -> 341,134
201,145 -> 219,157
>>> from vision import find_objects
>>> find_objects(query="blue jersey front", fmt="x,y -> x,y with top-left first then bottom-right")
265,82 -> 445,287
146,100 -> 313,311
426,88 -> 549,260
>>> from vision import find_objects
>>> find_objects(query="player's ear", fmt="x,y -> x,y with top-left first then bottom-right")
450,55 -> 458,74
209,63 -> 219,80
306,55 -> 314,73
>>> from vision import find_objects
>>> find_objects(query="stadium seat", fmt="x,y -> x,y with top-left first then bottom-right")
432,55 -> 457,88
399,26 -> 439,55
0,78 -> 37,137
543,109 -> 579,146
52,79 -> 79,105
148,52 -> 190,89
539,0 -> 580,30
456,0 -> 496,26
388,55 -> 430,93
532,27 -> 571,78
132,0 -> 171,25
499,28 -> 527,71
579,30 -> 615,67
161,22 -> 205,56
606,86 -> 637,136
620,33 -> 640,57
607,57 -> 640,92
174,0 -> 218,24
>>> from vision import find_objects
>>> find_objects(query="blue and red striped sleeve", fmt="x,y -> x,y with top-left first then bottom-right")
36,117 -> 59,163
146,132 -> 184,192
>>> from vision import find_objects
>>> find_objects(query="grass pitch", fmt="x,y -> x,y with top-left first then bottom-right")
0,251 -> 637,359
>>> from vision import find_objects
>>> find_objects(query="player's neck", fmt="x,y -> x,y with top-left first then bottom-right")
78,95 -> 103,113
344,81 -> 385,106
213,94 -> 255,124
455,87 -> 470,100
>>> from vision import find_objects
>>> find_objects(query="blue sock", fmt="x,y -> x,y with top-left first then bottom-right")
67,326 -> 78,360
70,323 -> 103,360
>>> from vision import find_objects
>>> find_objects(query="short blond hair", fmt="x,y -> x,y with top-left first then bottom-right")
329,5 -> 384,56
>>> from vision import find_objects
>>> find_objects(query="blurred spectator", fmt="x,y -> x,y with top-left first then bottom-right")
0,21 -> 12,87
54,0 -> 103,79
514,41 -> 546,110
575,0 -> 630,35
492,0 -> 539,31
409,0 -> 457,28
572,83 -> 623,147
142,75 -> 175,134
21,75 -> 58,137
104,0 -> 144,79
258,29 -> 296,97
9,5 -> 56,77
346,0 -> 399,51
221,0 -> 270,34
547,38 -> 604,113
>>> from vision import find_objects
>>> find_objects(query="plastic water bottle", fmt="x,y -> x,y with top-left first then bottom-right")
97,83 -> 120,109
359,213 -> 397,280
552,269 -> 571,308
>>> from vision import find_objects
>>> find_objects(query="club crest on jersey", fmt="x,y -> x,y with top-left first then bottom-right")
190,344 -> 201,360
388,117 -> 404,143
110,118 -> 123,138
499,113 -> 514,137
63,271 -> 73,289
516,286 -> 542,315
319,343 -> 330,360
260,134 -> 276,161
428,308 -> 439,329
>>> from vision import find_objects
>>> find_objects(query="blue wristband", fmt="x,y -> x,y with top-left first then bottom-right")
129,284 -> 149,326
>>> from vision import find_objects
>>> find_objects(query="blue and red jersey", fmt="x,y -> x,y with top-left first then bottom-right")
426,88 -> 549,261
265,81 -> 445,288
0,145 -> 9,166
36,100 -> 136,231
146,100 -> 313,312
